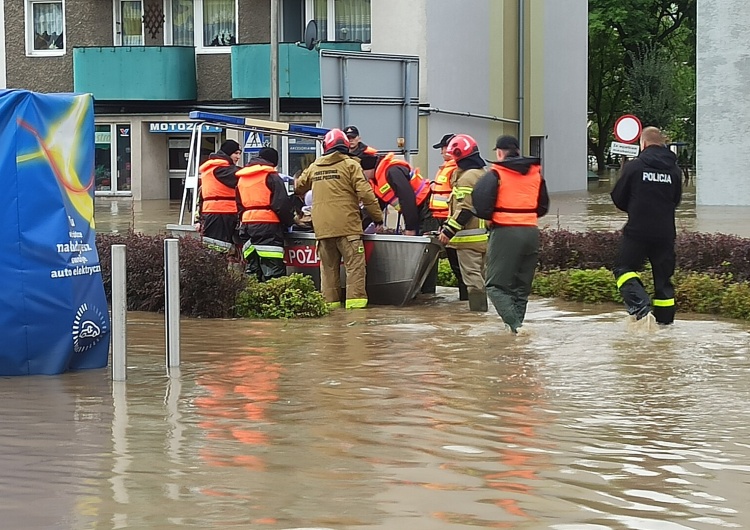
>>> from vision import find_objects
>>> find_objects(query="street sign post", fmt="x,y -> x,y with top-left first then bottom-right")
610,141 -> 640,157
614,114 -> 642,144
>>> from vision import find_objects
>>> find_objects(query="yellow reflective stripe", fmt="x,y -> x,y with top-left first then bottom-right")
454,186 -> 473,193
241,240 -> 256,259
255,245 -> 285,259
379,183 -> 391,194
478,219 -> 486,229
616,271 -> 640,289
653,298 -> 675,307
327,302 -> 342,309
450,234 -> 489,243
345,298 -> 368,309
431,196 -> 449,206
447,218 -> 462,231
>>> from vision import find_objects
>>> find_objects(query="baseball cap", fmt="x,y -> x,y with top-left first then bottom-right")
344,125 -> 360,138
495,135 -> 520,150
432,133 -> 456,150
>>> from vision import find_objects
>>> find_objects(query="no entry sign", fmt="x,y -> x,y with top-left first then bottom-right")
614,115 -> 642,144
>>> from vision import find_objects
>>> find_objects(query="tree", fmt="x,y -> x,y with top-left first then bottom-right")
588,1 -> 695,172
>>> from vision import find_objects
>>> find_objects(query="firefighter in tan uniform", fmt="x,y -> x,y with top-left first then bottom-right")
437,134 -> 489,312
295,129 -> 384,309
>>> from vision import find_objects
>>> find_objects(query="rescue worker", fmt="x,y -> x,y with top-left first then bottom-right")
198,139 -> 242,254
478,135 -> 549,334
429,133 -> 468,301
295,129 -> 384,309
235,147 -> 294,281
344,125 -> 377,159
358,152 -> 432,236
611,126 -> 682,324
437,134 -> 489,312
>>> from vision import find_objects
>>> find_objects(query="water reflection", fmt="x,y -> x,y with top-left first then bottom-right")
2,296 -> 748,529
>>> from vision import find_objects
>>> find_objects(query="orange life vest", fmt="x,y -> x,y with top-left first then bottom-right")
428,159 -> 457,219
236,165 -> 281,224
371,153 -> 430,210
491,164 -> 543,227
200,158 -> 238,214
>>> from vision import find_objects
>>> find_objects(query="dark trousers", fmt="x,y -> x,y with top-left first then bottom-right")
239,224 -> 287,282
613,234 -> 676,324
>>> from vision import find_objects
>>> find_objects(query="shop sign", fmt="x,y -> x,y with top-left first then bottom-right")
95,131 -> 111,144
288,138 -> 317,153
149,122 -> 222,134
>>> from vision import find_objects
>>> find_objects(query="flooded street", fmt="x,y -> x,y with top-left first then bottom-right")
2,295 -> 749,529
2,176 -> 750,529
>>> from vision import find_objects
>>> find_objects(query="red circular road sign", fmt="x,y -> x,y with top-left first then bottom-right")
614,115 -> 642,144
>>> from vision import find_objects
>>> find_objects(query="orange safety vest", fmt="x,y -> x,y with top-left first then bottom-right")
491,164 -> 543,227
428,159 -> 457,219
372,153 -> 430,210
236,165 -> 281,224
200,158 -> 238,214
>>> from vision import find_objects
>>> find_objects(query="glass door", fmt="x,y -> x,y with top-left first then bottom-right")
95,123 -> 132,195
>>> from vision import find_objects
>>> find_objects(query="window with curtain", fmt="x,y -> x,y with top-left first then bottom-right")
120,1 -> 143,46
310,0 -> 369,43
202,0 -> 236,47
334,0 -> 369,43
29,1 -> 64,51
172,0 -> 194,46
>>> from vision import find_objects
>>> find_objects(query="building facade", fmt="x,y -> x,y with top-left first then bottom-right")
697,0 -> 750,206
1,0 -> 587,200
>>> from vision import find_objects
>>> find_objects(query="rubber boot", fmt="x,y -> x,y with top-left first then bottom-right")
653,305 -> 675,325
468,291 -> 488,312
619,278 -> 651,320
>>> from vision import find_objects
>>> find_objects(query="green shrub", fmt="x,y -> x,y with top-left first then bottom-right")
235,274 -> 330,319
531,269 -> 570,298
437,259 -> 458,287
721,282 -> 750,320
674,272 -> 729,314
561,268 -> 621,303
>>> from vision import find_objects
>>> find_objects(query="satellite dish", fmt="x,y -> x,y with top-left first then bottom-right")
303,20 -> 319,50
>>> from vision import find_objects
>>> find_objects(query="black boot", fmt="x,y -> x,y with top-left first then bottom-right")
619,278 -> 651,320
468,291 -> 488,312
458,284 -> 469,301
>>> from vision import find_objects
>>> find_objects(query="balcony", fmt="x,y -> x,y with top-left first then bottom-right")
231,42 -> 361,99
73,46 -> 197,101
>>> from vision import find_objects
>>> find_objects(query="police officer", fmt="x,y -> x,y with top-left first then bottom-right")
235,147 -> 294,281
295,129 -> 384,309
611,126 -> 682,324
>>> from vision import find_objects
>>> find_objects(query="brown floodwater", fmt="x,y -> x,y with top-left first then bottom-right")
2,176 -> 749,529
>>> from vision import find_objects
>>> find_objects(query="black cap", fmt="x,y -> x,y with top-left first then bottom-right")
220,139 -> 241,156
344,125 -> 360,138
359,154 -> 379,170
258,147 -> 279,166
432,133 -> 455,150
496,135 -> 520,150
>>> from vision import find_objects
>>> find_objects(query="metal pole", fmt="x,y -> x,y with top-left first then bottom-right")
518,0 -> 525,153
270,0 -> 280,151
164,238 -> 180,368
111,244 -> 127,381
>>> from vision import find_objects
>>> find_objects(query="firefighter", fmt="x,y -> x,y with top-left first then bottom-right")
198,139 -> 241,254
235,147 -> 294,281
437,134 -> 489,311
295,129 -> 384,309
429,133 -> 468,301
611,126 -> 682,324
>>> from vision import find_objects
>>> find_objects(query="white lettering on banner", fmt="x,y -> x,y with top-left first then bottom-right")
285,246 -> 320,268
643,172 -> 673,184
50,231 -> 100,279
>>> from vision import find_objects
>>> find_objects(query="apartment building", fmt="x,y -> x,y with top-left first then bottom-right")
1,0 -> 587,200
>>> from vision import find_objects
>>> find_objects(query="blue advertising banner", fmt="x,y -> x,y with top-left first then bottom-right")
0,89 -> 110,375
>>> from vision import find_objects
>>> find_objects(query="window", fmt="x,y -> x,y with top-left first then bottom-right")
26,0 -> 65,56
165,0 -> 237,51
306,0 -> 370,43
95,124 -> 132,195
115,1 -> 144,46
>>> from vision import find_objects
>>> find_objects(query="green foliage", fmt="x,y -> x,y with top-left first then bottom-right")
531,269 -> 570,298
626,45 -> 682,130
437,259 -> 458,287
721,282 -> 750,320
562,268 -> 621,303
235,274 -> 330,319
674,272 -> 729,314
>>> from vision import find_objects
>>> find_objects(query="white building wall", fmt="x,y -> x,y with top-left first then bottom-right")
696,0 -> 750,205
542,0 -> 588,192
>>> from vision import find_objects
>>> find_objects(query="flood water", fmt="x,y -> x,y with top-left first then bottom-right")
2,176 -> 750,529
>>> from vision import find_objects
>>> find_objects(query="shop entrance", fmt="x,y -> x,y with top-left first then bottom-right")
95,124 -> 132,195
168,135 -> 217,200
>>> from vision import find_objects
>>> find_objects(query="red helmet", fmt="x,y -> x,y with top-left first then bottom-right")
323,128 -> 349,152
447,134 -> 478,161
